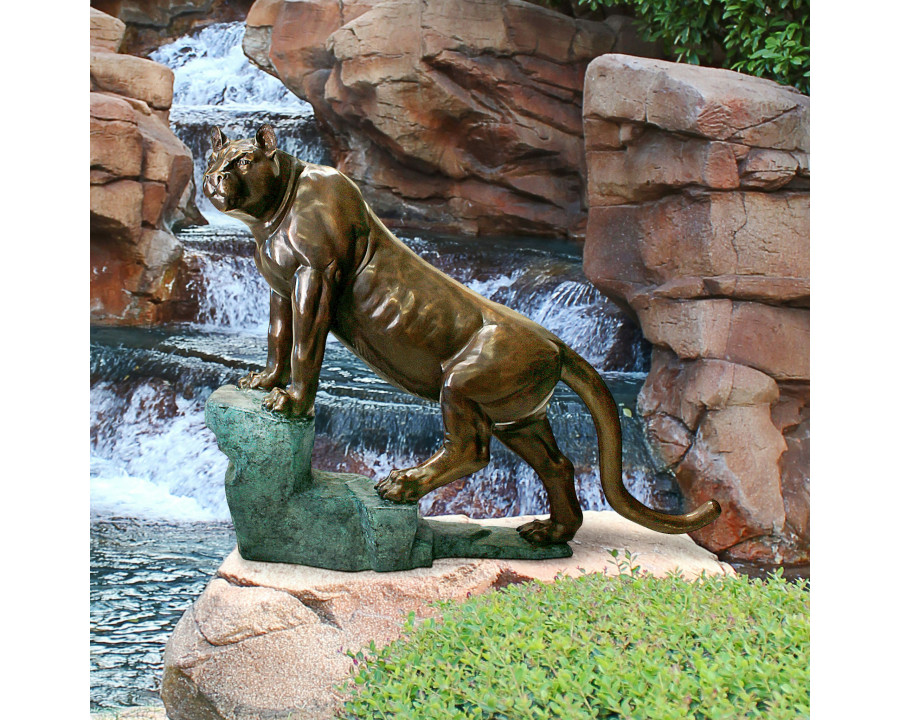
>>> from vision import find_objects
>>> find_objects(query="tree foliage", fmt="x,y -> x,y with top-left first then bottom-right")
579,0 -> 810,94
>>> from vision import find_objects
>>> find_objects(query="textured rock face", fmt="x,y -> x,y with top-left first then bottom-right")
244,0 -> 659,238
90,8 -> 201,325
90,6 -> 126,52
90,0 -> 254,56
582,55 -> 809,564
162,511 -> 734,720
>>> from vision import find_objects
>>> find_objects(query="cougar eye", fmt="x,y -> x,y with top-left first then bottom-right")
237,156 -> 251,169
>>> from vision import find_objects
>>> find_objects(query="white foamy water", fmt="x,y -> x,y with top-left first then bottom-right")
188,251 -> 269,332
91,381 -> 229,521
529,280 -> 626,369
90,457 -> 219,522
149,22 -> 306,110
465,270 -> 527,299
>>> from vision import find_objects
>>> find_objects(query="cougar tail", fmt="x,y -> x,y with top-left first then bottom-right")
559,344 -> 721,534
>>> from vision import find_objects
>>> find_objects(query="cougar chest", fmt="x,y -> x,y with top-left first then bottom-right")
254,229 -> 301,299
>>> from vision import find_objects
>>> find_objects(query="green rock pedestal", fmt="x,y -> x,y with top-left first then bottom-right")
206,385 -> 572,572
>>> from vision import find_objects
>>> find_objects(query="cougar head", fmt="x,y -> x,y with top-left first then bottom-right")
203,124 -> 281,220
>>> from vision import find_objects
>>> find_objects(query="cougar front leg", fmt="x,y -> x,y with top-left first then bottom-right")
376,383 -> 492,503
239,290 -> 292,390
263,265 -> 335,418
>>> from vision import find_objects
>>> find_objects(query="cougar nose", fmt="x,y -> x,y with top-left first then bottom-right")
204,171 -> 223,195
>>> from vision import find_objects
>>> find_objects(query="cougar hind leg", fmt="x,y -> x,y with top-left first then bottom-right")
375,381 -> 492,503
494,416 -> 583,545
375,323 -> 563,509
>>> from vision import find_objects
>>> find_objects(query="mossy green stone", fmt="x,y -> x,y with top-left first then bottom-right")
206,385 -> 571,572
425,519 -> 573,561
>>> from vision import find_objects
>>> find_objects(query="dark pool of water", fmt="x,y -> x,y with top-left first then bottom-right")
90,519 -> 236,710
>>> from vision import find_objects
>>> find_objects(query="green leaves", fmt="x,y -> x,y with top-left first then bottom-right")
338,562 -> 810,719
577,0 -> 810,94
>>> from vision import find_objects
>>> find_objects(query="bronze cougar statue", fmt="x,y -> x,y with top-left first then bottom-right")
203,124 -> 720,545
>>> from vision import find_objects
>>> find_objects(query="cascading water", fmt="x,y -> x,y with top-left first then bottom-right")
91,22 -> 669,711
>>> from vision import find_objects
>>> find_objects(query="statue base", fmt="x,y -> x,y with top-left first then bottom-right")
205,385 -> 571,572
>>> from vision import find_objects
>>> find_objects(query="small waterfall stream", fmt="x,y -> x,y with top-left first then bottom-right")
90,22 -> 669,710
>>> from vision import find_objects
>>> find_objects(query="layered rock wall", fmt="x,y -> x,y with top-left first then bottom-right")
582,55 -> 809,564
90,8 -> 201,324
243,0 -> 658,238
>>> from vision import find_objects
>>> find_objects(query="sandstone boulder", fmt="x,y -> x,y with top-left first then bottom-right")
90,180 -> 144,245
582,55 -> 809,564
586,131 -> 741,204
244,0 -> 662,238
677,405 -> 787,550
630,296 -> 809,381
90,7 -> 125,52
583,54 -> 809,151
162,511 -> 734,720
770,384 -> 810,562
585,191 -> 810,303
637,350 -> 792,557
90,51 -> 174,111
90,94 -> 143,182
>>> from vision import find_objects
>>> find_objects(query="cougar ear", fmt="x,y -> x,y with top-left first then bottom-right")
210,126 -> 228,153
256,124 -> 277,158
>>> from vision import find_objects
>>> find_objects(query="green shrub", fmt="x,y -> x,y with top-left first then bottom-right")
339,557 -> 809,719
579,0 -> 810,94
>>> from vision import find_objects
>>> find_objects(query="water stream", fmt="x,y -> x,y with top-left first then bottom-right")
90,22 -> 672,710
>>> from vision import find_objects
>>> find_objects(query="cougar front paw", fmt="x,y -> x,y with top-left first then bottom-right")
238,368 -> 284,391
375,467 -> 429,503
262,387 -> 313,418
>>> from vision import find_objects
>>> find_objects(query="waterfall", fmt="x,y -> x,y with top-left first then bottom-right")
179,227 -> 269,332
91,380 -> 229,521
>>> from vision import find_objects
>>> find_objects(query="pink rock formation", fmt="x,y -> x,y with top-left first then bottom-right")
90,8 -> 200,324
582,55 -> 809,564
243,0 -> 659,238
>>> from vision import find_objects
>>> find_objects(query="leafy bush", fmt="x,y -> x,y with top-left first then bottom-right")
578,0 -> 810,94
340,556 -> 809,719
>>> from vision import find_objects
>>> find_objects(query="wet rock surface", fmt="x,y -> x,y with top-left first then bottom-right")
582,55 -> 809,564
